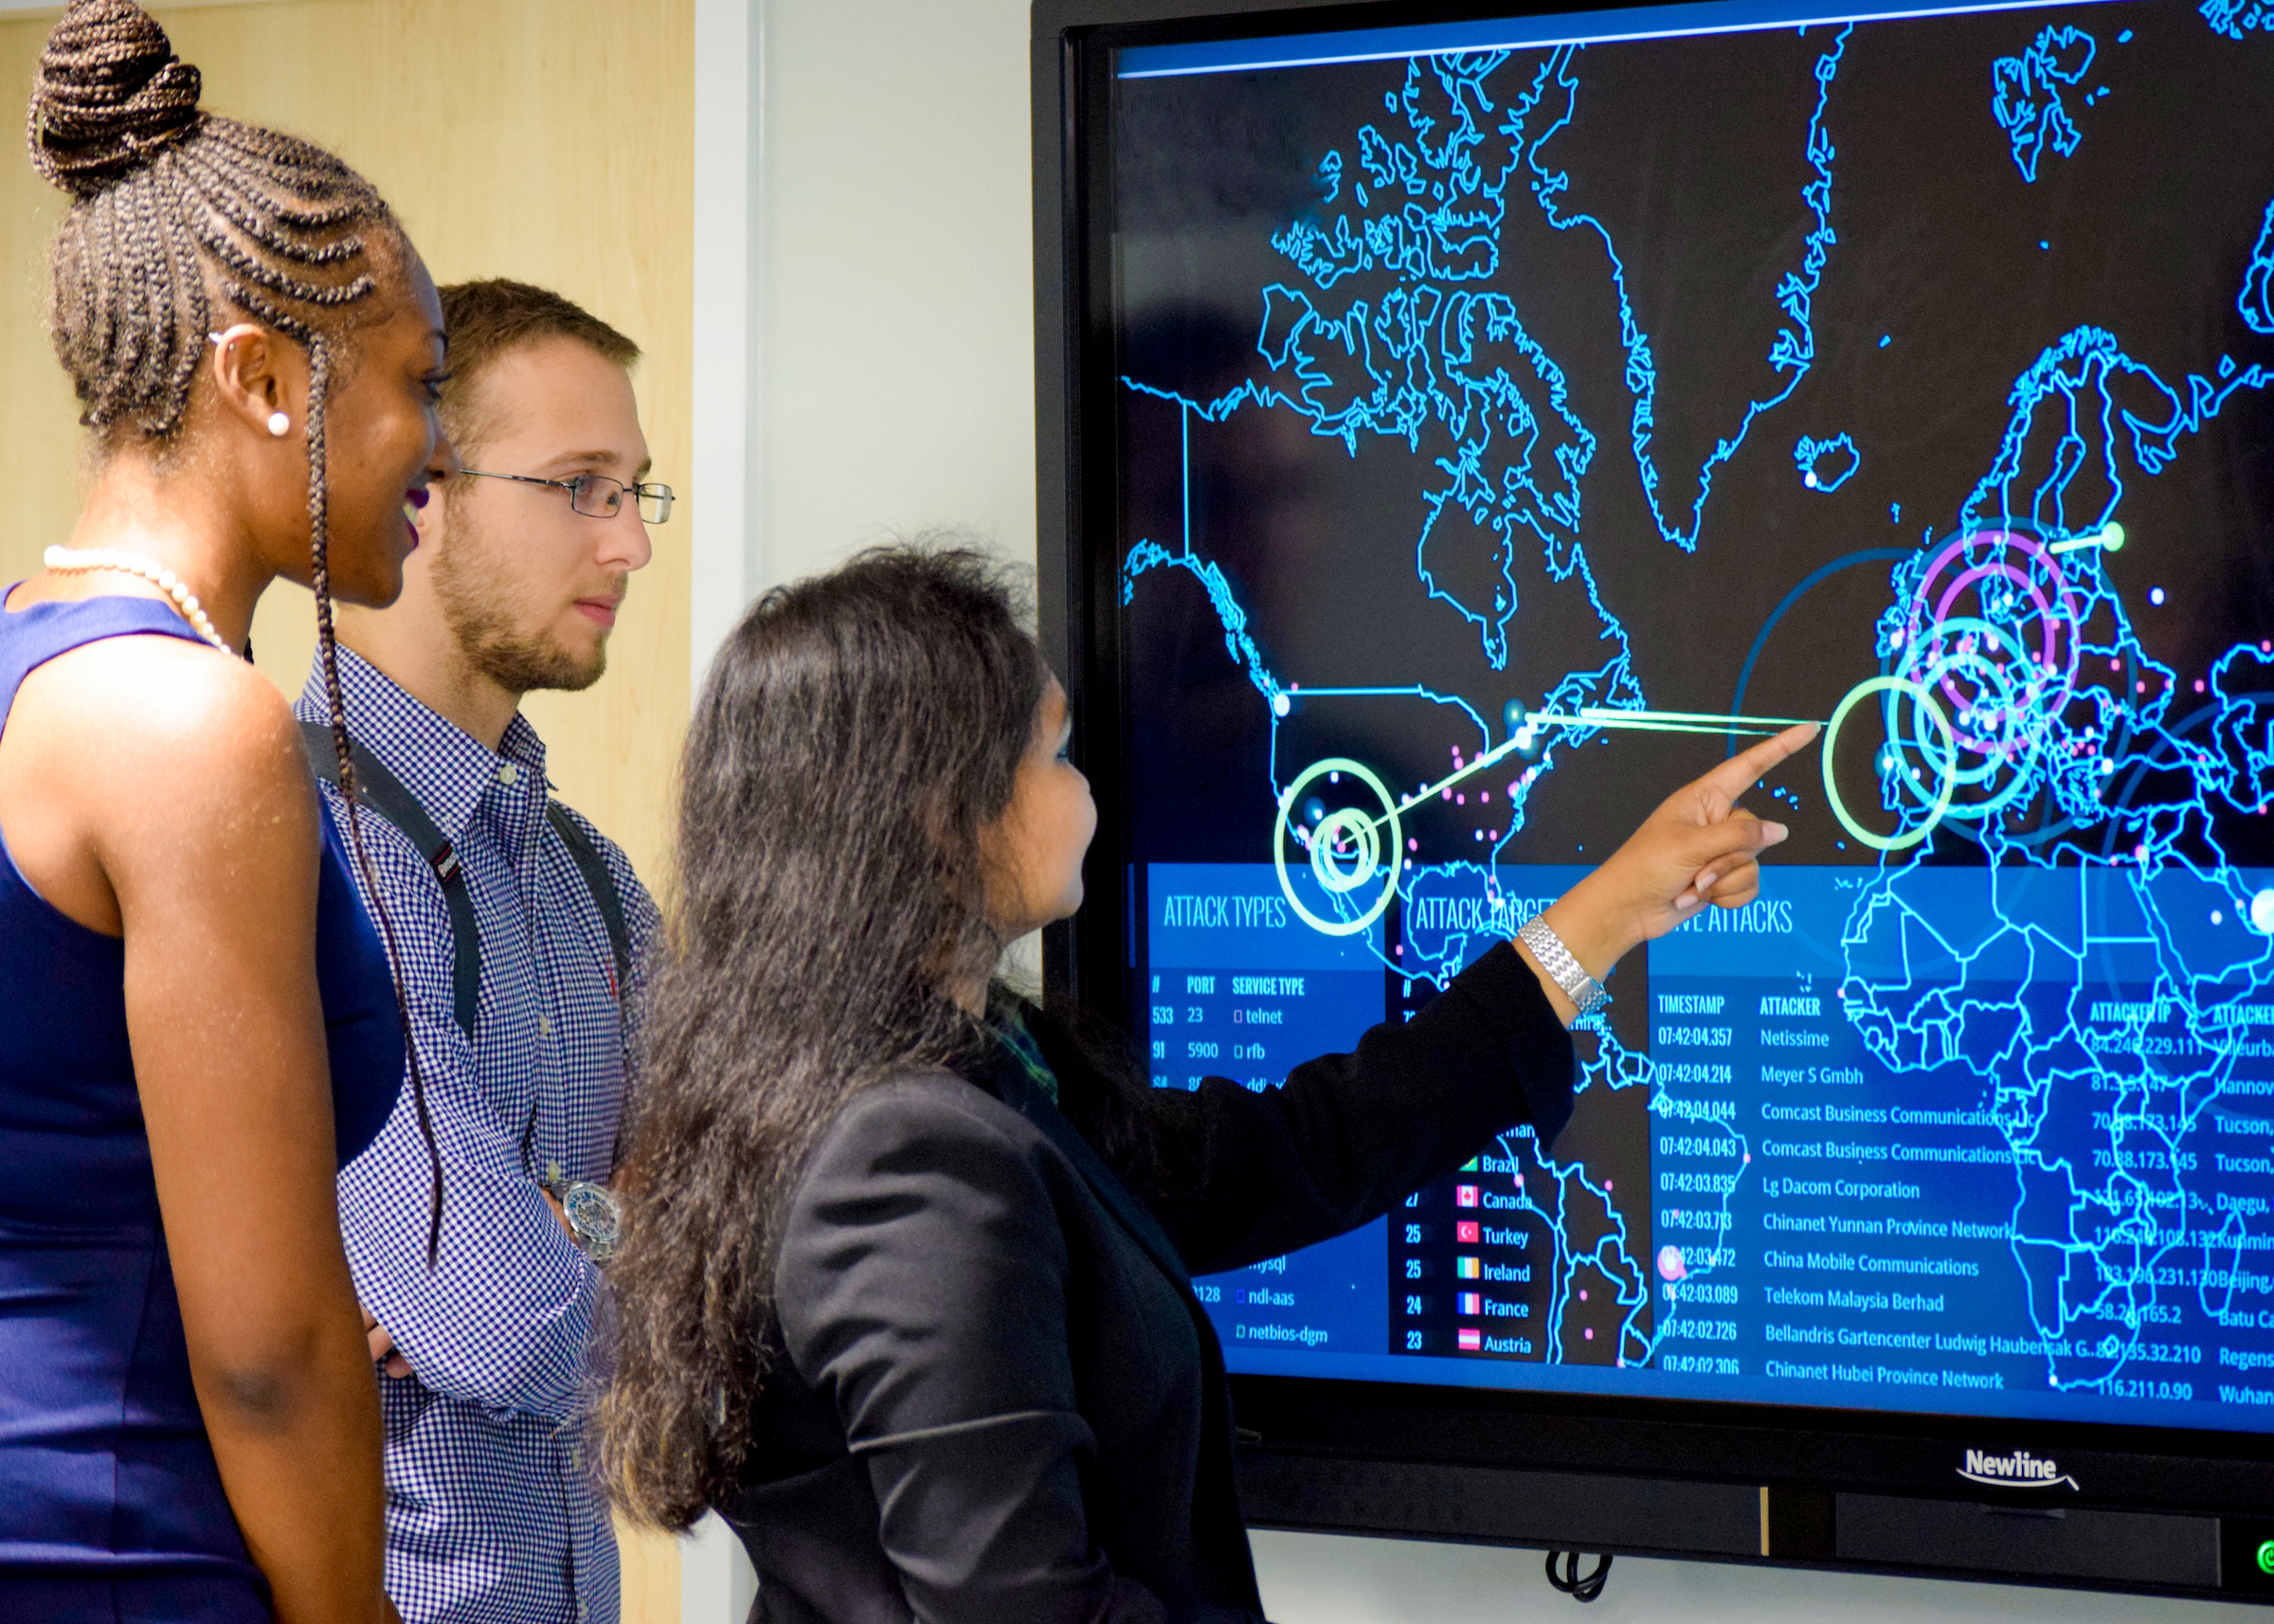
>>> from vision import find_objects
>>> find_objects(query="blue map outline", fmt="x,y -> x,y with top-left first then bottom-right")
1991,25 -> 2098,184
1119,27 -> 2274,1398
1796,431 -> 1862,492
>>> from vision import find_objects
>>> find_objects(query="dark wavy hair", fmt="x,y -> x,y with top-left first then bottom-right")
600,544 -> 1153,1526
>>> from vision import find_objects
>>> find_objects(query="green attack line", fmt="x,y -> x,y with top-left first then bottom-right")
1575,707 -> 1818,728
1308,709 -> 1826,845
2048,521 -> 2125,555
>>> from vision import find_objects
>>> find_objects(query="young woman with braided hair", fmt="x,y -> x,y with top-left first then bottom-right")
0,2 -> 453,1619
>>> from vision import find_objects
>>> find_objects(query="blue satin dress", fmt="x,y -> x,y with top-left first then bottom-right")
0,594 -> 404,1621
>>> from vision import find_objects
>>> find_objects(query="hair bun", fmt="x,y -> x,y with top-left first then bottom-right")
27,0 -> 203,198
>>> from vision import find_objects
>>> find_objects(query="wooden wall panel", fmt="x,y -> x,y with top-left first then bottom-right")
0,2 -> 691,1613
0,0 -> 694,889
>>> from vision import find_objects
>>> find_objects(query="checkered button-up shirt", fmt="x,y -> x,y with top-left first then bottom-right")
301,650 -> 659,1624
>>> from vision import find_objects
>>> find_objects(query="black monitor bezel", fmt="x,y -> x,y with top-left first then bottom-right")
1030,0 -> 2274,1528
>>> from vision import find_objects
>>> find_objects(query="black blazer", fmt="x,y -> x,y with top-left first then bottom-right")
722,943 -> 1577,1623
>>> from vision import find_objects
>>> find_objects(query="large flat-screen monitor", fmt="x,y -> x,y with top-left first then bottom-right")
1033,0 -> 2274,1599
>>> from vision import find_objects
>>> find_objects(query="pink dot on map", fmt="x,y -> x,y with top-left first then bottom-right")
1584,1327 -> 1595,1340
1658,1245 -> 1687,1282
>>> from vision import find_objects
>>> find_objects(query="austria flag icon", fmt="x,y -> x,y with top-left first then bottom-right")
1457,1328 -> 1484,1352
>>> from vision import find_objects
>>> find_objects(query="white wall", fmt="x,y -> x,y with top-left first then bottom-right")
695,2 -> 2258,1619
754,0 -> 1038,599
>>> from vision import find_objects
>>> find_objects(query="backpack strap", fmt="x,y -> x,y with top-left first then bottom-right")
299,720 -> 482,1040
545,802 -> 633,1002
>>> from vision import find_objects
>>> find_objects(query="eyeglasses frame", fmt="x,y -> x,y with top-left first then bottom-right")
458,467 -> 674,525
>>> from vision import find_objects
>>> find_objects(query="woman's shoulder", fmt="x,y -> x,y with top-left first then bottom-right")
774,1070 -> 1077,1309
5,630 -> 315,928
52,641 -> 312,844
20,626 -> 300,782
784,1067 -> 1088,1242
803,1068 -> 1043,1172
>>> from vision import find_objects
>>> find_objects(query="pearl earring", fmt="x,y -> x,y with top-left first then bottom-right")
267,410 -> 291,438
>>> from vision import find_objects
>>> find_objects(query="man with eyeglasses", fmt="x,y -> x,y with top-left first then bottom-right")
298,279 -> 669,1624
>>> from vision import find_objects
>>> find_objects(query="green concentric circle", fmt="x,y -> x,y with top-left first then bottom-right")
1821,676 -> 1959,853
1274,758 -> 1403,936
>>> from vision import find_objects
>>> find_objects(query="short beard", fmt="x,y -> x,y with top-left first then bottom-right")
431,510 -> 611,696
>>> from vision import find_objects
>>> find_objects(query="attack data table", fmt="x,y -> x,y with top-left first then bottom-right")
1142,861 -> 2274,1433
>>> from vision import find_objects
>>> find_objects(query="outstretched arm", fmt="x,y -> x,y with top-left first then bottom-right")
1522,721 -> 1820,1023
1146,722 -> 1822,1274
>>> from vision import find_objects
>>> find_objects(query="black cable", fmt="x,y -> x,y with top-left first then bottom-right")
1544,1549 -> 1614,1603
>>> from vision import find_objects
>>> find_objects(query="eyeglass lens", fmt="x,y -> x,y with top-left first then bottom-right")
567,474 -> 672,525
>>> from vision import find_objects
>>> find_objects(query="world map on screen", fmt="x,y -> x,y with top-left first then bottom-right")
1113,0 -> 2274,1430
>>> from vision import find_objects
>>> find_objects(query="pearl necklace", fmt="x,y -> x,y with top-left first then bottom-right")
42,546 -> 234,656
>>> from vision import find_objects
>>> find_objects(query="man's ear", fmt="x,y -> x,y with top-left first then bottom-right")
207,322 -> 304,439
411,474 -> 461,553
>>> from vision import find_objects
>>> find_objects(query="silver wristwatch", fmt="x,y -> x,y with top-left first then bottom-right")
1516,916 -> 1610,1017
553,1179 -> 622,1263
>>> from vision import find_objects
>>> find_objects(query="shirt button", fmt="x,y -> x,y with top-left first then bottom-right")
538,1014 -> 553,1037
497,761 -> 518,785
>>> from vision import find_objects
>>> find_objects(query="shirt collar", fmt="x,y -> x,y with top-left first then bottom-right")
297,646 -> 550,844
985,999 -> 1061,1106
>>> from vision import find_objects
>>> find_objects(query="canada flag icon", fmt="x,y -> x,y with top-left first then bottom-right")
1455,1185 -> 1480,1208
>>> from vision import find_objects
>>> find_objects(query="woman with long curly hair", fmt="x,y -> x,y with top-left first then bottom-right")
0,2 -> 453,1619
598,546 -> 1814,1622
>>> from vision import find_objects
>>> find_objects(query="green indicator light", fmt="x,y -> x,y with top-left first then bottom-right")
2255,1538 -> 2274,1576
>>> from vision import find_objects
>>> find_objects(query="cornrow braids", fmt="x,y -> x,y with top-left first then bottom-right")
300,341 -> 447,1269
29,0 -> 446,1263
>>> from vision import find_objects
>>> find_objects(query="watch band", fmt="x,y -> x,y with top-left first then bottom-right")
1517,916 -> 1610,1017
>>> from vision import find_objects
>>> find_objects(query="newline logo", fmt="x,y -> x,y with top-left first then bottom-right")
1958,1448 -> 2080,1491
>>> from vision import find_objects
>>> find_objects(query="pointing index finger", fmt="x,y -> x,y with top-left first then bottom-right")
1700,720 -> 1822,803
